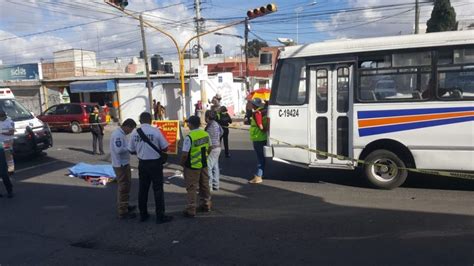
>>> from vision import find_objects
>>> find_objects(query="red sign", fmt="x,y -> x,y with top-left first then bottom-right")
152,120 -> 180,155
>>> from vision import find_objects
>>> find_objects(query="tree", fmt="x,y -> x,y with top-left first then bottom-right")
426,0 -> 457,33
247,39 -> 268,58
203,52 -> 210,58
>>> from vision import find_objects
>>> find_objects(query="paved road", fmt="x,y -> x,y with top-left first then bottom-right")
1,129 -> 473,265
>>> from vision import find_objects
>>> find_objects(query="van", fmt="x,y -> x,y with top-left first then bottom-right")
0,88 -> 53,156
38,103 -> 106,133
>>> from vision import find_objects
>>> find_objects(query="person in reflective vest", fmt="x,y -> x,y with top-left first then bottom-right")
181,115 -> 212,217
248,98 -> 268,184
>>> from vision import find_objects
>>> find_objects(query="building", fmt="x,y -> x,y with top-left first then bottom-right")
0,63 -> 46,115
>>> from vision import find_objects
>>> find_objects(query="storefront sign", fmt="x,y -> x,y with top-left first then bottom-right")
152,120 -> 180,155
0,63 -> 41,81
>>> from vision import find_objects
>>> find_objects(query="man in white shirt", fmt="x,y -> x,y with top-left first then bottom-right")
128,112 -> 173,224
110,118 -> 137,219
0,110 -> 14,198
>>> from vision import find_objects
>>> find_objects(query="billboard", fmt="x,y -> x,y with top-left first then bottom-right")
0,63 -> 42,81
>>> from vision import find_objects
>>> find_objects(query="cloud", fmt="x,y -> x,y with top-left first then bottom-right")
314,0 -> 474,39
0,0 -> 243,65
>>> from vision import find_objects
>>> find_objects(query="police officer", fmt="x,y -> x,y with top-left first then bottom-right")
0,110 -> 14,198
128,112 -> 173,224
110,118 -> 137,219
181,116 -> 212,217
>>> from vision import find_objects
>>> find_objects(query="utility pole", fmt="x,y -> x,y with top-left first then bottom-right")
244,18 -> 250,92
415,0 -> 420,34
195,0 -> 207,122
139,14 -> 154,115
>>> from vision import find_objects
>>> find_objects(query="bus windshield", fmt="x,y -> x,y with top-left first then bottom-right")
0,99 -> 34,122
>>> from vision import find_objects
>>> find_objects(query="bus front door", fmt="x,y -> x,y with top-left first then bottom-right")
309,64 -> 354,168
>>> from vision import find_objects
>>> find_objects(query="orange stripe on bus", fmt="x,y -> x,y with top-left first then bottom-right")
359,111 -> 474,128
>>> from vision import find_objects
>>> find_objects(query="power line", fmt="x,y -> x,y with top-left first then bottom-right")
0,2 -> 190,42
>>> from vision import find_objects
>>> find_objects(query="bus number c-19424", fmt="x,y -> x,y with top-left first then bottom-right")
278,109 -> 299,118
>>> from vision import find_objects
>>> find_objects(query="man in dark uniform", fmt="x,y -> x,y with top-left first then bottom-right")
128,112 -> 173,224
0,110 -> 13,198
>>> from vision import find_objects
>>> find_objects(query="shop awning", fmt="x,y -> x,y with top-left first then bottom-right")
70,80 -> 116,93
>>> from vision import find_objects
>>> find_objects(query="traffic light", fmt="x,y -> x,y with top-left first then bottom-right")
247,3 -> 277,20
106,0 -> 128,9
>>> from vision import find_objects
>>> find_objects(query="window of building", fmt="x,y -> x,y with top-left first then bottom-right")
273,59 -> 307,105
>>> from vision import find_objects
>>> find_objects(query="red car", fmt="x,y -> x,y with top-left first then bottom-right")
38,103 -> 106,133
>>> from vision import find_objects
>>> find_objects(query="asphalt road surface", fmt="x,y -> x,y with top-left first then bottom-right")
1,128 -> 473,265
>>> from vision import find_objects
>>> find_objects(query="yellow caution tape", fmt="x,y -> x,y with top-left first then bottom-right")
228,125 -> 474,181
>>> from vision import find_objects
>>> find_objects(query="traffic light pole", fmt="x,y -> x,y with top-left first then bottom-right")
106,2 -> 244,123
105,1 -> 276,123
194,0 -> 207,123
244,18 -> 250,93
139,14 -> 154,115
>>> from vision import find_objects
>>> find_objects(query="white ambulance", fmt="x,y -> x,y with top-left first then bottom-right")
0,88 -> 52,156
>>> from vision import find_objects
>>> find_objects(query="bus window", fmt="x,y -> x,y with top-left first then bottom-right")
274,59 -> 307,105
337,67 -> 349,112
437,48 -> 474,100
316,69 -> 328,113
358,51 -> 432,102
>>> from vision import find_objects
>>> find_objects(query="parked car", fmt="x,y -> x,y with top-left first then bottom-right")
0,88 -> 53,156
38,103 -> 106,133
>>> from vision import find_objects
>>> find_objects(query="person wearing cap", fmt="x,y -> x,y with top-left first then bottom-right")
181,115 -> 212,217
89,105 -> 104,155
205,110 -> 223,191
248,98 -> 268,184
217,106 -> 232,158
0,110 -> 14,198
110,118 -> 137,219
128,112 -> 173,224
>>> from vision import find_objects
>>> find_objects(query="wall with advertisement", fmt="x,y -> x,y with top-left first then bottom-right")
189,72 -> 246,116
0,63 -> 42,81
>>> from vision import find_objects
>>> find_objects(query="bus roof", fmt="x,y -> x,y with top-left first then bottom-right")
279,31 -> 474,59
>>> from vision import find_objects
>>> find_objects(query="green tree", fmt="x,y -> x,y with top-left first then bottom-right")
426,0 -> 457,33
247,39 -> 268,58
203,52 -> 210,58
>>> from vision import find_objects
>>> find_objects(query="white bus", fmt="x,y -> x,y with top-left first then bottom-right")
264,31 -> 474,189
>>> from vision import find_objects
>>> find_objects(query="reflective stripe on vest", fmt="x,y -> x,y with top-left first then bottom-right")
187,129 -> 210,169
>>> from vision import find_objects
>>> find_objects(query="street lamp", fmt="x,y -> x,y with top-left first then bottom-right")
277,37 -> 295,46
295,1 -> 317,45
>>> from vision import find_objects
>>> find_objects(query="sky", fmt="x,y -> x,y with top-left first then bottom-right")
0,0 -> 473,65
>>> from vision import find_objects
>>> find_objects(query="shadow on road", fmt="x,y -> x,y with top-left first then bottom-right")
220,150 -> 474,192
1,167 -> 474,265
67,147 -> 94,155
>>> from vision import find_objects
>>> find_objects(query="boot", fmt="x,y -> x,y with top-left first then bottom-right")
249,175 -> 263,184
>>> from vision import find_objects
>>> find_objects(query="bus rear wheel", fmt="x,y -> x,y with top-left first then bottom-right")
363,149 -> 408,189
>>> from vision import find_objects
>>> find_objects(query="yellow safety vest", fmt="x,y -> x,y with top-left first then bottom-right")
186,129 -> 210,169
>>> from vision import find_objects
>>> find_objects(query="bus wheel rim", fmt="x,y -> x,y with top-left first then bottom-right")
371,158 -> 398,182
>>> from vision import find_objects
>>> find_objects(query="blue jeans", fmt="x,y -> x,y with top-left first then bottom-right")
252,141 -> 266,177
208,147 -> 221,189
